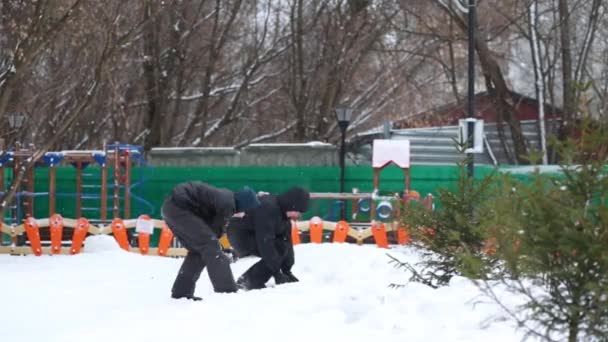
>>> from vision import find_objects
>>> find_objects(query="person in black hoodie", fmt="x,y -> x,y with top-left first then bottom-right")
227,186 -> 310,290
161,182 -> 261,301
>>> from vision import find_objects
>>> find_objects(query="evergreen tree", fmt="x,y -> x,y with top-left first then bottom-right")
389,142 -> 499,288
474,119 -> 608,342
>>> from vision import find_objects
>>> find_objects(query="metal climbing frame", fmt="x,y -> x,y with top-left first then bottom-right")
0,142 -> 152,227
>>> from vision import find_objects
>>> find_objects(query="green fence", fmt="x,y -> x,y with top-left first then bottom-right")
0,163 -> 510,219
0,163 -> 529,247
18,163 -> 500,221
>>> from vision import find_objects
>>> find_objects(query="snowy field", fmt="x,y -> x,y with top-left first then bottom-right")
0,236 -> 529,342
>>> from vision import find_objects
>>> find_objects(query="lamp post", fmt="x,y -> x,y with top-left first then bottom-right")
465,0 -> 476,179
335,104 -> 352,220
448,0 -> 476,178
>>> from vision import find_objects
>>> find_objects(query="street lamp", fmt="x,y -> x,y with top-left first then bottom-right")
8,112 -> 25,130
447,0 -> 476,177
7,112 -> 26,147
335,104 -> 352,221
465,0 -> 476,178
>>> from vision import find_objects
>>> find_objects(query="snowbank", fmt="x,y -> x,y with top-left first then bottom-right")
0,243 -> 529,342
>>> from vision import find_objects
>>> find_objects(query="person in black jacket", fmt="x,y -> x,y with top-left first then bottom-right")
161,181 -> 261,301
227,186 -> 310,290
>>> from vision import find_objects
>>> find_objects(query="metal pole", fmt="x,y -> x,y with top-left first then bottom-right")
339,128 -> 346,220
467,0 -> 476,178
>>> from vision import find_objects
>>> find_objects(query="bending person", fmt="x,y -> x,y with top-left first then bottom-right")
227,186 -> 310,290
162,182 -> 260,300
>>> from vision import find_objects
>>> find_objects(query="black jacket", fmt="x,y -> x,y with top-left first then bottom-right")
168,181 -> 235,237
234,187 -> 310,274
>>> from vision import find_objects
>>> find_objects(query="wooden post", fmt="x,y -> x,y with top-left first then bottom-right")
13,153 -> 20,222
76,160 -> 82,218
124,151 -> 131,219
49,166 -> 56,216
371,168 -> 379,220
404,167 -> 410,193
100,162 -> 107,221
25,159 -> 34,217
113,146 -> 120,218
0,165 -> 4,193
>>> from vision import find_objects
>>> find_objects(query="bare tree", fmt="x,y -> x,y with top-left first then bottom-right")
0,0 -> 147,221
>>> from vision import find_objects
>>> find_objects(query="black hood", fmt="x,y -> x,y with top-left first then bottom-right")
277,187 -> 310,213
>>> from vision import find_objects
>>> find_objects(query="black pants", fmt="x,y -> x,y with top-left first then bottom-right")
227,221 -> 293,288
162,199 -> 237,297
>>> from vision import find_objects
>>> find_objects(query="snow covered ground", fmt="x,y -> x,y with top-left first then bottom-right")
0,236 -> 529,342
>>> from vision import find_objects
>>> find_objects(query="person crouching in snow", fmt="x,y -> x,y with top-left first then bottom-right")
227,186 -> 310,290
161,182 -> 261,301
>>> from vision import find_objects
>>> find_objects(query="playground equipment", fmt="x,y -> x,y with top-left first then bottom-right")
0,142 -> 152,226
0,138 -> 434,257
311,139 -> 433,223
301,139 -> 434,246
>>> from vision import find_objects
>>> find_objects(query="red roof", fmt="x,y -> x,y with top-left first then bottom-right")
393,91 -> 563,129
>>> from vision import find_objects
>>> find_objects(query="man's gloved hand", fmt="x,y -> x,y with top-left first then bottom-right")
283,270 -> 299,283
222,247 -> 239,263
273,272 -> 290,285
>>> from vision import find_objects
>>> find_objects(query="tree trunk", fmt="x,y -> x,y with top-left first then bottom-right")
529,0 -> 548,164
470,17 -> 529,163
142,0 -> 162,151
292,0 -> 307,142
567,308 -> 580,342
558,0 -> 575,133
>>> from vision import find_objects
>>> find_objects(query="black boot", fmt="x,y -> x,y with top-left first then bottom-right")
236,274 -> 266,291
171,294 -> 203,301
171,251 -> 205,299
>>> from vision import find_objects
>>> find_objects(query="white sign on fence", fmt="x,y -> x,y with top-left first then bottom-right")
135,217 -> 154,234
458,118 -> 484,154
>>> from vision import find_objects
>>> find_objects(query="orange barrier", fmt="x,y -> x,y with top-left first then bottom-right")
111,218 -> 130,250
397,225 -> 410,245
138,233 -> 150,254
482,236 -> 498,256
309,217 -> 323,243
371,222 -> 389,248
136,215 -> 152,255
158,223 -> 174,256
291,221 -> 301,245
333,221 -> 350,243
24,217 -> 42,256
71,218 -> 89,254
1,216 -> 420,257
49,214 -> 64,254
422,227 -> 436,238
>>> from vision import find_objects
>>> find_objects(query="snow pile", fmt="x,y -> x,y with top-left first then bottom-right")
0,243 -> 530,342
82,235 -> 124,253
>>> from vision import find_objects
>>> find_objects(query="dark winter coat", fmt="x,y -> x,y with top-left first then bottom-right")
167,181 -> 235,237
228,187 -> 310,274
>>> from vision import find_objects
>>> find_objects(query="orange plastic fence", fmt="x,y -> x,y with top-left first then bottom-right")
24,217 -> 42,256
1,215 -> 418,257
111,218 -> 130,250
71,218 -> 89,254
158,223 -> 174,256
333,221 -> 350,243
371,222 -> 389,249
291,221 -> 301,245
397,225 -> 411,245
49,214 -> 63,254
136,215 -> 152,255
309,218 -> 323,243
